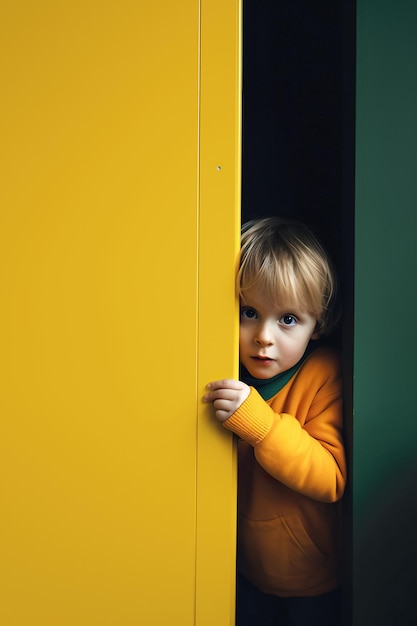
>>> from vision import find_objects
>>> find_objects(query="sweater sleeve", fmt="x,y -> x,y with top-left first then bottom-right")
223,351 -> 346,503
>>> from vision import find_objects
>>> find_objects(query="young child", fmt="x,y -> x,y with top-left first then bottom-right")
203,217 -> 347,626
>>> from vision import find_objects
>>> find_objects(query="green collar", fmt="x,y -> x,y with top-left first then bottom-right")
240,346 -> 314,400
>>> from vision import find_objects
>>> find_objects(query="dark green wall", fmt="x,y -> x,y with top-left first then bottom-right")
354,1 -> 417,623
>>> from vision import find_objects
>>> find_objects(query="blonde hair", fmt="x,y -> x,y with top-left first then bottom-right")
238,217 -> 338,335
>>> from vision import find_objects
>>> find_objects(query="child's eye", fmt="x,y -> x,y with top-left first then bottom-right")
280,314 -> 297,326
240,307 -> 258,320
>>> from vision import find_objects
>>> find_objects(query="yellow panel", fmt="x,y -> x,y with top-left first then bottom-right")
0,1 -> 240,624
0,2 -> 200,624
196,1 -> 241,625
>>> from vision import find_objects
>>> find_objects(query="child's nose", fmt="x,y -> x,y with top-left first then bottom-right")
254,323 -> 274,346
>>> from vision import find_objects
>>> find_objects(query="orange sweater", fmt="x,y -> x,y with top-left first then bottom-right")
223,346 -> 346,597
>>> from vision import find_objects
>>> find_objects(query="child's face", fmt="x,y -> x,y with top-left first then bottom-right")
239,285 -> 319,379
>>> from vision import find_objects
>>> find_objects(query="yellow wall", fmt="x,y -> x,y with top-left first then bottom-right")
0,2 -> 241,624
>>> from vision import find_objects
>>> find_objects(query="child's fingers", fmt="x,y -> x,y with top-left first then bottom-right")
203,389 -> 231,402
214,409 -> 233,423
203,388 -> 239,403
206,379 -> 243,391
213,397 -> 235,411
202,380 -> 237,403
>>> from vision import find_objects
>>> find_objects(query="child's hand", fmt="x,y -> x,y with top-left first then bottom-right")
202,379 -> 250,423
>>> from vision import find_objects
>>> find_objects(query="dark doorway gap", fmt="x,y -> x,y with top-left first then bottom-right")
241,2 -> 355,624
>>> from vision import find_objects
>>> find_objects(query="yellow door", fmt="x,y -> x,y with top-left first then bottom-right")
0,2 -> 241,624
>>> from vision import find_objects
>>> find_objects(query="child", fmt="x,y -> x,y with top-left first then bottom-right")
203,217 -> 347,626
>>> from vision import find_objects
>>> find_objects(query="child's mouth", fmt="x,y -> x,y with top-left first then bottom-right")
252,356 -> 274,363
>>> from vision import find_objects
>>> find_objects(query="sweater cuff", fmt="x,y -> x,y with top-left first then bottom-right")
223,387 -> 274,446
